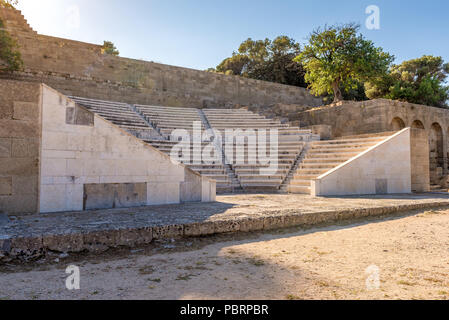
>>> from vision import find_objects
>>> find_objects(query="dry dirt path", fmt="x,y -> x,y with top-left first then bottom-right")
1,208 -> 448,300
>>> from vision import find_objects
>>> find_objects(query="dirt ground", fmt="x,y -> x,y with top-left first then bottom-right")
1,208 -> 448,300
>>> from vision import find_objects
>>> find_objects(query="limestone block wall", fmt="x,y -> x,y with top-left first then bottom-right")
0,7 -> 322,109
39,84 -> 216,213
312,129 -> 412,196
0,80 -> 41,214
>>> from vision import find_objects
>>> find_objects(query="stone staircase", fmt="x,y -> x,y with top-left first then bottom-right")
288,133 -> 393,194
68,96 -> 321,194
69,96 -> 160,140
203,108 -> 318,191
134,104 -> 205,140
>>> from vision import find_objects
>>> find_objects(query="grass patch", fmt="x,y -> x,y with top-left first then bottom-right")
139,266 -> 155,275
247,258 -> 265,267
176,274 -> 194,281
286,294 -> 302,300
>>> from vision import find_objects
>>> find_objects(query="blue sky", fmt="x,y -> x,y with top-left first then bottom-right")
16,0 -> 449,71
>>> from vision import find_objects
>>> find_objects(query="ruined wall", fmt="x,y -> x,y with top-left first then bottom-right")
312,129 -> 412,196
410,128 -> 430,192
0,80 -> 41,214
298,99 -> 449,183
0,8 -> 322,109
40,84 -> 215,213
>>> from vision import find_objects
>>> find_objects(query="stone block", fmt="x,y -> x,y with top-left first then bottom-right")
239,217 -> 264,232
82,230 -> 120,251
0,119 -> 40,138
184,221 -> 215,237
13,101 -> 39,121
42,233 -> 84,253
213,219 -> 240,234
12,175 -> 38,195
263,215 -> 286,230
0,177 -> 12,196
11,138 -> 39,158
119,227 -> 153,247
152,224 -> 184,239
0,157 -> 39,176
0,138 -> 11,158
83,183 -> 147,210
10,235 -> 44,259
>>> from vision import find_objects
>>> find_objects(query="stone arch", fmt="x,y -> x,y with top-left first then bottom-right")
391,117 -> 406,131
411,120 -> 425,129
429,122 -> 444,183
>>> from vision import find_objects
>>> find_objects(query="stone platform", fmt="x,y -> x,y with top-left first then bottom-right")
2,193 -> 449,262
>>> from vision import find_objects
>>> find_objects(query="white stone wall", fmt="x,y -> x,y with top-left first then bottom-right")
312,128 -> 411,196
39,85 -> 215,213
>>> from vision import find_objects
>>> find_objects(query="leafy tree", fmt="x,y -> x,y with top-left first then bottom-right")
102,41 -> 119,56
294,23 -> 394,102
0,0 -> 18,8
212,36 -> 307,87
366,55 -> 449,107
0,18 -> 23,72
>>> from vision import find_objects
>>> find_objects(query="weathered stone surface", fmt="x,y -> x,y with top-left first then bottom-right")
1,194 -> 449,262
239,216 -> 264,232
84,183 -> 148,211
213,219 -> 240,234
119,227 -> 153,247
152,224 -> 184,239
0,138 -> 11,158
10,235 -> 44,260
42,233 -> 84,253
82,230 -> 120,252
184,221 -> 215,237
0,177 -> 12,196
263,215 -> 285,230
13,101 -> 39,121
66,104 -> 94,126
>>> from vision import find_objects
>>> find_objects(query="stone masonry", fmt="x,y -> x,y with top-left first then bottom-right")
0,8 -> 322,109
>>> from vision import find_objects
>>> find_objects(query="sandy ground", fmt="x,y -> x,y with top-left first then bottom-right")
0,208 -> 448,300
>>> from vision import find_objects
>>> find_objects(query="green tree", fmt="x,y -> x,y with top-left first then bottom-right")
0,0 -> 18,8
366,55 -> 449,107
212,36 -> 307,87
0,18 -> 23,72
102,41 -> 119,56
294,23 -> 394,102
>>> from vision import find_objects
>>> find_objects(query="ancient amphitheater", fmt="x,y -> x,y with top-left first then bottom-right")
0,7 -> 444,218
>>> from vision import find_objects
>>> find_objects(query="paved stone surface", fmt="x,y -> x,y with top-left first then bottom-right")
1,193 -> 449,262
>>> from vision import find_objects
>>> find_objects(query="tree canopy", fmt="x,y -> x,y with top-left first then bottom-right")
294,23 -> 394,103
211,36 -> 307,87
0,18 -> 23,72
366,55 -> 449,107
102,41 -> 120,56
0,0 -> 18,8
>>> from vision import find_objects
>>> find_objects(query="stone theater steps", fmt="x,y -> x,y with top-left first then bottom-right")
69,96 -> 159,140
287,134 -> 391,194
67,96 -> 319,193
203,108 -> 318,191
134,105 -> 205,139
